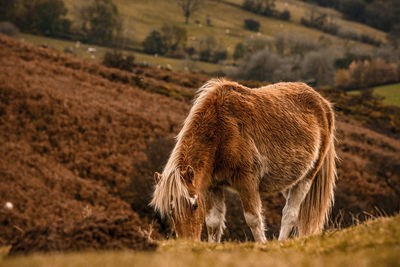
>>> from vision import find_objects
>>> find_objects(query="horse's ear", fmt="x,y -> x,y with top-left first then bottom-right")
154,172 -> 162,184
186,165 -> 194,183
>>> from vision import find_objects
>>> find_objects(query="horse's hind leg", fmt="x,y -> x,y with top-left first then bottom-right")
235,181 -> 267,243
278,179 -> 312,241
205,187 -> 226,243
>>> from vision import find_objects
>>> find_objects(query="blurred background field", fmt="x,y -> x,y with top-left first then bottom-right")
349,83 -> 400,106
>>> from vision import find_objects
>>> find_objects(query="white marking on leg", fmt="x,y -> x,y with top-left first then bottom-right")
206,207 -> 221,228
206,204 -> 226,243
279,180 -> 312,241
244,212 -> 266,243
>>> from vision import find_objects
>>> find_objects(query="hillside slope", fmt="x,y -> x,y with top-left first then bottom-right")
0,33 -> 196,248
0,34 -> 399,248
63,0 -> 385,53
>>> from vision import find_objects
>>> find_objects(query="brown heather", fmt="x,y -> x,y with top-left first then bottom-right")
0,34 -> 399,251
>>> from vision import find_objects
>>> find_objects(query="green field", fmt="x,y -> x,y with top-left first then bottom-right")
20,33 -> 222,73
1,214 -> 399,267
348,83 -> 400,106
62,0 -> 382,55
374,83 -> 400,106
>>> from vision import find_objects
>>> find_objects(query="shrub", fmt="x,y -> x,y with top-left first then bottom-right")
142,30 -> 165,55
261,3 -> 276,17
279,10 -> 291,21
36,0 -> 71,38
184,46 -> 196,57
77,0 -> 121,45
334,53 -> 371,69
243,0 -> 290,22
1,0 -> 70,38
243,0 -> 259,12
301,50 -> 335,86
273,33 -> 318,57
288,36 -> 318,56
160,24 -> 187,58
244,37 -> 270,54
365,59 -> 398,85
336,59 -> 400,90
337,29 -> 360,41
0,21 -> 19,37
244,19 -> 260,32
336,29 -> 381,46
301,13 -> 340,36
373,45 -> 400,63
234,50 -> 283,81
321,23 -> 339,35
142,24 -> 188,57
335,69 -> 351,89
199,49 -> 212,62
340,0 -> 366,22
233,43 -> 246,60
197,35 -> 227,63
360,34 -> 381,46
213,49 -> 228,63
102,51 -> 135,72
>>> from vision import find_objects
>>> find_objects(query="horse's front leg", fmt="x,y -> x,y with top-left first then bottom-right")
235,179 -> 267,243
205,187 -> 226,243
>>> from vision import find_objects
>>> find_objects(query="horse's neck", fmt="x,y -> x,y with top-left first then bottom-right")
178,138 -> 216,189
177,90 -> 219,189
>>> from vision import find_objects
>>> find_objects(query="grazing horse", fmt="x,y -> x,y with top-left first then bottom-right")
150,79 -> 337,242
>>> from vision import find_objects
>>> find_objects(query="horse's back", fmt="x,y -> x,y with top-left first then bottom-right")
214,81 -> 334,193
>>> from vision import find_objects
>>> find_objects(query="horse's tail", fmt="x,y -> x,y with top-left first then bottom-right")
297,134 -> 337,237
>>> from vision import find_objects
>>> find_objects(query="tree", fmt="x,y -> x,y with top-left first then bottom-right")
233,43 -> 246,60
0,0 -> 70,37
387,24 -> 400,48
160,24 -> 187,54
244,18 -> 260,31
0,0 -> 16,21
35,0 -> 70,37
235,50 -> 283,81
176,0 -> 206,24
301,50 -> 335,86
78,0 -> 122,45
143,31 -> 165,55
340,0 -> 366,22
102,51 -> 135,71
142,24 -> 187,57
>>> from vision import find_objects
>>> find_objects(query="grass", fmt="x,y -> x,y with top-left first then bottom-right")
1,214 -> 400,267
226,0 -> 386,40
348,83 -> 400,107
19,33 -> 222,73
62,0 -> 380,54
373,83 -> 400,106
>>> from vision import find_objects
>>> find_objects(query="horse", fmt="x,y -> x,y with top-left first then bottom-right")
150,79 -> 337,242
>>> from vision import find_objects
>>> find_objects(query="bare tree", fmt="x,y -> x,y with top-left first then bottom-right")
176,0 -> 206,24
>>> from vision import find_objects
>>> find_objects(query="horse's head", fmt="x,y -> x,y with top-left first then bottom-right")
153,165 -> 204,240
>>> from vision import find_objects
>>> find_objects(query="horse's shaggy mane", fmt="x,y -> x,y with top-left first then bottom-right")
150,79 -> 225,218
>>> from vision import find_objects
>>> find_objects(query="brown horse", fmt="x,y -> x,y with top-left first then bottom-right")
150,79 -> 337,242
